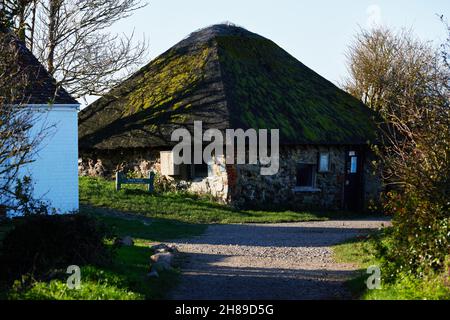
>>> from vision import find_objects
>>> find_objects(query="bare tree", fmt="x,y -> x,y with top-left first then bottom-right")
0,0 -> 35,42
2,0 -> 148,100
0,28 -> 51,215
344,25 -> 450,272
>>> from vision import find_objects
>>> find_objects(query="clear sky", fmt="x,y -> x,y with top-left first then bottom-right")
100,1 -> 448,101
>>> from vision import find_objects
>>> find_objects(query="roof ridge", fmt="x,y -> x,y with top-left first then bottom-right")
79,25 -> 377,150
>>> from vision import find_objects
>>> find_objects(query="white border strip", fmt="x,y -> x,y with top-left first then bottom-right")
25,104 -> 80,111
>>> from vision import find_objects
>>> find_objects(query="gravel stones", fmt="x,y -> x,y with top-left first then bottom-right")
168,219 -> 390,300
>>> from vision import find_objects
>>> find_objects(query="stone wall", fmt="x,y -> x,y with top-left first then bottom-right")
79,149 -> 230,203
229,146 -> 347,209
79,145 -> 381,211
187,155 -> 229,203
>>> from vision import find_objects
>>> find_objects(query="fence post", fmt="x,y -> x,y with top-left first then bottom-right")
148,171 -> 155,193
115,171 -> 121,191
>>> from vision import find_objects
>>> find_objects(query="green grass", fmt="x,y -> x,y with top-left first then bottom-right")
333,229 -> 450,300
79,176 -> 351,224
1,207 -> 198,300
2,177 -> 381,300
82,206 -> 207,242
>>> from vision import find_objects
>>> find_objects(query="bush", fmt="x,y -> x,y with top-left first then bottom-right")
380,192 -> 450,278
0,214 -> 115,283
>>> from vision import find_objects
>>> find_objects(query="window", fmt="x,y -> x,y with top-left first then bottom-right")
350,156 -> 358,173
318,152 -> 330,172
296,163 -> 316,187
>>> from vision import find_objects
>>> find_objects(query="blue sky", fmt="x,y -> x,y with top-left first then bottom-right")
108,0 -> 448,88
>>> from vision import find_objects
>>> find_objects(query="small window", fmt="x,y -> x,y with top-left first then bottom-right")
318,153 -> 330,172
296,164 -> 316,187
350,156 -> 358,173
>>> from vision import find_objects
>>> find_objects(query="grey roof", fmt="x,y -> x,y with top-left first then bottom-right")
0,27 -> 78,105
79,24 -> 377,150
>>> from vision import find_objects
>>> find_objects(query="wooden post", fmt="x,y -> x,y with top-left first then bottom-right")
148,171 -> 155,193
115,171 -> 121,191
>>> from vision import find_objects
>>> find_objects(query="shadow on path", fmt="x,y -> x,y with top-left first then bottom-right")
169,219 -> 389,300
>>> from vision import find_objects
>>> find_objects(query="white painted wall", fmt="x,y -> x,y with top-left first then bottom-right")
19,105 -> 79,213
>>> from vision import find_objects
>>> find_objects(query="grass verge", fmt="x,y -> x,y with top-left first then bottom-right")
80,176 -> 375,224
1,207 -> 203,300
333,229 -> 450,300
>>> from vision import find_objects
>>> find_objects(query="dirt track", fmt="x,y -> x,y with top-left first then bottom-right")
169,219 -> 389,300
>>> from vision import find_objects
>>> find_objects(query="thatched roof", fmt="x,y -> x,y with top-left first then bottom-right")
0,27 -> 78,105
79,24 -> 377,150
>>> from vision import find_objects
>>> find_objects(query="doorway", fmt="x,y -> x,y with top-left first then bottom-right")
343,149 -> 363,211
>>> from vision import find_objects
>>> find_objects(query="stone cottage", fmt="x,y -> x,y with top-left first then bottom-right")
79,24 -> 380,211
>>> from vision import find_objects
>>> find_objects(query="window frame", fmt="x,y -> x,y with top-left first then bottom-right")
318,152 -> 331,173
295,163 -> 317,188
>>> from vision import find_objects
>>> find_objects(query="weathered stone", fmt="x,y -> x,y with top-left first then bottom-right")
114,236 -> 134,247
151,252 -> 174,265
151,243 -> 178,253
151,261 -> 172,272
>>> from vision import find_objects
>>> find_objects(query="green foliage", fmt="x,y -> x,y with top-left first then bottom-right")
380,192 -> 450,277
333,229 -> 450,300
1,210 -> 184,300
363,273 -> 450,300
12,176 -> 56,216
8,266 -> 143,300
0,214 -> 114,283
344,25 -> 450,286
80,176 -> 330,224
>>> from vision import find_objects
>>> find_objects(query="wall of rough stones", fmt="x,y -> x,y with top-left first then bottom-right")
232,146 -> 381,210
229,146 -> 347,209
79,145 -> 381,210
79,149 -> 230,202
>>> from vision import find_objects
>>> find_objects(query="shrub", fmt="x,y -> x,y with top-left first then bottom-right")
12,176 -> 56,216
379,192 -> 450,278
0,214 -> 115,283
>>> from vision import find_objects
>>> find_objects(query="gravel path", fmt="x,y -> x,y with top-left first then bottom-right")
168,219 -> 390,300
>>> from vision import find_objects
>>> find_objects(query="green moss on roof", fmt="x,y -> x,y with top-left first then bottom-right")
216,35 -> 376,144
79,24 -> 377,150
126,45 -> 211,115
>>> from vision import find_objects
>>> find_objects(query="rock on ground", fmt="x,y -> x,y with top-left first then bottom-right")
114,235 -> 134,247
168,219 -> 390,300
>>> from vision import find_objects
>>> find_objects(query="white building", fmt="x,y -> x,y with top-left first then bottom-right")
3,32 -> 80,214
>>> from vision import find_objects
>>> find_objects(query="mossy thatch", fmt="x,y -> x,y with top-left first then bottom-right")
79,24 -> 377,150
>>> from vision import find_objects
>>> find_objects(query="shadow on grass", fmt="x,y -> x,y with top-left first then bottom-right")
81,205 -> 207,242
107,244 -> 180,300
119,188 -> 386,220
